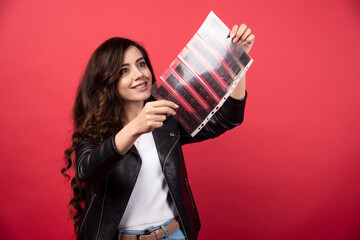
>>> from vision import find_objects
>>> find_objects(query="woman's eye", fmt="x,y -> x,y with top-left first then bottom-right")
138,62 -> 146,67
119,68 -> 128,76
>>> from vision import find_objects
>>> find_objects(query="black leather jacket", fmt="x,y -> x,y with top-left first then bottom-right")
75,94 -> 247,240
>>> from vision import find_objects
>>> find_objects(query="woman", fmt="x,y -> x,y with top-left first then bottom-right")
62,24 -> 254,240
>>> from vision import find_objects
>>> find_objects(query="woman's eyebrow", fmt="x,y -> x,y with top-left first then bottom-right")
121,57 -> 144,67
135,57 -> 145,62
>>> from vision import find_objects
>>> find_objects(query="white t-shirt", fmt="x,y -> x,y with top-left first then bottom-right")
118,132 -> 176,230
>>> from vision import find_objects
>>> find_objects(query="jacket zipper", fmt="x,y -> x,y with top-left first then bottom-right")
79,193 -> 97,232
162,133 -> 190,240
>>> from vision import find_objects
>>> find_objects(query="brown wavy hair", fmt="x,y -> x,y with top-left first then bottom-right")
61,37 -> 156,234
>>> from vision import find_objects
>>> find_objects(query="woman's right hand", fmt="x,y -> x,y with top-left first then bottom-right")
131,100 -> 179,135
114,100 -> 178,154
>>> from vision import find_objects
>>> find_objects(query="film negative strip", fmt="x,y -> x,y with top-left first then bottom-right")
152,11 -> 253,136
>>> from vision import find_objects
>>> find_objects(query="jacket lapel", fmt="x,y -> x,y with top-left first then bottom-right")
152,117 -> 179,168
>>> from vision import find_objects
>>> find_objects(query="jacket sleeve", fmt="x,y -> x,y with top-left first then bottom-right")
75,135 -> 127,183
180,92 -> 247,145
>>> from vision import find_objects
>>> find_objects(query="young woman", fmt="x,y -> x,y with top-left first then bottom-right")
62,24 -> 254,240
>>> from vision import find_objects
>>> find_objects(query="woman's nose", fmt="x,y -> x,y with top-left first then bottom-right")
132,67 -> 144,79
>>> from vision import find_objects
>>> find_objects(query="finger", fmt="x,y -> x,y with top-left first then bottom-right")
233,24 -> 247,43
240,28 -> 251,42
150,100 -> 179,109
244,34 -> 255,44
153,115 -> 167,122
229,25 -> 239,39
152,106 -> 176,116
144,120 -> 163,132
151,121 -> 163,129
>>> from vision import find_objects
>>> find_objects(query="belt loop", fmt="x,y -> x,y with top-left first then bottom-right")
161,225 -> 169,239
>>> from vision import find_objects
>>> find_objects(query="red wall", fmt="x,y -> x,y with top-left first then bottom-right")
1,0 -> 360,239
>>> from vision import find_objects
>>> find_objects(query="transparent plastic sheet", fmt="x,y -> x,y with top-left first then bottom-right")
151,11 -> 253,137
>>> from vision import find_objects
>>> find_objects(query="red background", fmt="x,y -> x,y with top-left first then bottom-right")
1,0 -> 360,239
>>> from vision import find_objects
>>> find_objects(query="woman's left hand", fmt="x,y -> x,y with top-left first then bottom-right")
229,24 -> 255,54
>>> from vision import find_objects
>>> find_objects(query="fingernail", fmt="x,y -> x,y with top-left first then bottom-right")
175,104 -> 179,108
233,37 -> 238,43
230,33 -> 235,38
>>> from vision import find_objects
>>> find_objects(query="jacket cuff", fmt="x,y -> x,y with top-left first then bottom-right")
220,91 -> 247,125
112,134 -> 123,155
226,91 -> 247,104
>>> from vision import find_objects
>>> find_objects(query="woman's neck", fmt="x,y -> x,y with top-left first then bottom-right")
121,101 -> 144,126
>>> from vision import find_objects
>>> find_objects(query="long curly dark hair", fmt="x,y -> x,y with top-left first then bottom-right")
61,37 -> 156,234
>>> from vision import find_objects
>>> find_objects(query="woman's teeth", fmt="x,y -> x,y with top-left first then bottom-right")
134,83 -> 146,89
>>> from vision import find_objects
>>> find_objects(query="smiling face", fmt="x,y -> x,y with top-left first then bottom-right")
117,45 -> 153,107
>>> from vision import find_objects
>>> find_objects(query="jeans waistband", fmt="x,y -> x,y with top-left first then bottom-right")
118,218 -> 176,236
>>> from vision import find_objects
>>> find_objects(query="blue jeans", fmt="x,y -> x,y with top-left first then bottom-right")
117,218 -> 186,240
